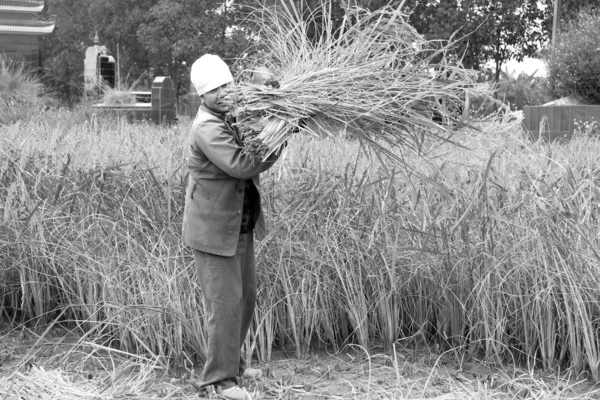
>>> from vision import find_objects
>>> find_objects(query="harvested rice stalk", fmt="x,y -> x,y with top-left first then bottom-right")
227,1 -> 500,160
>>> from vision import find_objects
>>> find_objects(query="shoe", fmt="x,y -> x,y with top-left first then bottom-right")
221,385 -> 252,400
241,367 -> 262,379
190,382 -> 216,396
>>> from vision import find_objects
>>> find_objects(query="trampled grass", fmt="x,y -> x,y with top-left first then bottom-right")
2,109 -> 600,398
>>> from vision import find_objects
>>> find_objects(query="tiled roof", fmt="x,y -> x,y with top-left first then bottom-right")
0,18 -> 54,34
0,18 -> 53,27
0,1 -> 44,12
0,1 -> 44,7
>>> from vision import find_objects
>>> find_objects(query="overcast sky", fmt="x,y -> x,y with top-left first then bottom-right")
505,57 -> 547,77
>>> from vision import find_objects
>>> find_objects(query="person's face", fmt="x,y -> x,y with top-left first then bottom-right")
202,84 -> 230,114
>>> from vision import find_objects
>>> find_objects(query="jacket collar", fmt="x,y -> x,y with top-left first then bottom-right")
200,104 -> 227,120
200,105 -> 243,145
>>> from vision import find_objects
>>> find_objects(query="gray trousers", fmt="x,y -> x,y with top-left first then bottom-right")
193,233 -> 256,388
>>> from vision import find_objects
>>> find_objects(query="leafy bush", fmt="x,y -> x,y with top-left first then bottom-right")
544,6 -> 600,103
574,119 -> 600,138
496,68 -> 552,110
0,56 -> 45,125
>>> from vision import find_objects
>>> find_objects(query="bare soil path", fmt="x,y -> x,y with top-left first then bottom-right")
1,323 -> 599,399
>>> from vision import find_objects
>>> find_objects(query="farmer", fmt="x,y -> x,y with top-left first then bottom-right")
183,54 -> 280,400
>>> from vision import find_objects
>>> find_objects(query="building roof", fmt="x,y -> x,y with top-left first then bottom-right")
0,1 -> 45,13
0,18 -> 54,34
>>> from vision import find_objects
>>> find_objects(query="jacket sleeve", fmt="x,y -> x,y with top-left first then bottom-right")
192,117 -> 277,179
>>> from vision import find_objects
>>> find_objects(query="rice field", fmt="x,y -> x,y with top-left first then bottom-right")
2,108 -> 600,399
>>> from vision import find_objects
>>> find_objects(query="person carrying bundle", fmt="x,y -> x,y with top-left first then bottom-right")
182,54 -> 280,400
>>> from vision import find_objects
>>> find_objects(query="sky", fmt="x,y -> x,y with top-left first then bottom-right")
503,57 -> 548,77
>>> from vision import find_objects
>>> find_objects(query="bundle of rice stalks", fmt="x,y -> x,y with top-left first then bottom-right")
227,1 -> 501,160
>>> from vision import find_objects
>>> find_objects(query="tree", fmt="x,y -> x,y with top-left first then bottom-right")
137,0 -> 251,98
41,0 -> 255,105
538,0 -> 597,41
496,68 -> 551,110
544,6 -> 600,104
402,0 -> 545,84
42,0 -> 157,105
86,0 -> 159,85
39,0 -> 600,107
42,0 -> 96,106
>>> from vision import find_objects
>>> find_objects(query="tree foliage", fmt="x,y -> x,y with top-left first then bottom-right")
37,0 -> 600,106
137,0 -> 250,95
86,0 -> 158,82
42,0 -> 251,105
42,0 -> 96,106
538,0 -> 598,39
402,0 -> 546,84
544,6 -> 600,104
496,68 -> 551,110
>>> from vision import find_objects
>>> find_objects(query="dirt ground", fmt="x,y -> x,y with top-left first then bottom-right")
1,322 -> 600,399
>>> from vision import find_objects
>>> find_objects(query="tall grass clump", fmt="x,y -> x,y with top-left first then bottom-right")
0,112 -> 205,368
4,103 -> 600,384
253,119 -> 600,382
98,73 -> 149,106
227,1 -> 500,159
0,55 -> 45,125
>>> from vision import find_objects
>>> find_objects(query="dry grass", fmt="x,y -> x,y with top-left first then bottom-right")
0,55 -> 46,125
99,73 -> 148,106
227,1 -> 502,160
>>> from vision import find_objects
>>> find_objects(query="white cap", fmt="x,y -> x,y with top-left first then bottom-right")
191,54 -> 233,96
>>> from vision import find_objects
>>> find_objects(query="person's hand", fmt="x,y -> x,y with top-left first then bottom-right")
264,79 -> 280,89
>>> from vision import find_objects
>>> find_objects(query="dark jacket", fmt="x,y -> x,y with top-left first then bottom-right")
182,105 -> 277,256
